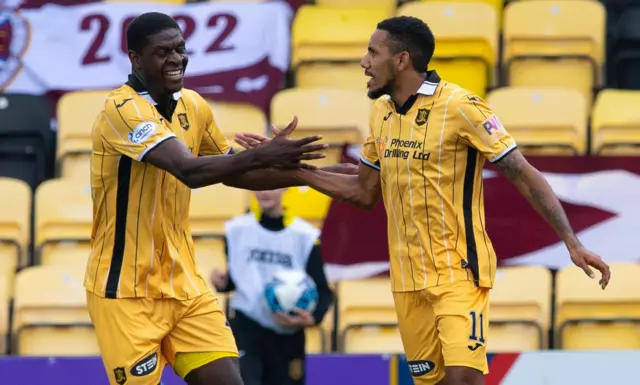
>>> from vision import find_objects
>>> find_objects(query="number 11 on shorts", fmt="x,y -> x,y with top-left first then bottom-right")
468,311 -> 485,351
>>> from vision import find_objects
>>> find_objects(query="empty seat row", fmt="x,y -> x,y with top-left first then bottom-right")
6,263 -> 639,356
292,1 -> 605,101
0,177 -> 332,269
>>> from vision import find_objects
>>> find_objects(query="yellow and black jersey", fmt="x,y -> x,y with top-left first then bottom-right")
360,70 -> 517,292
84,74 -> 230,299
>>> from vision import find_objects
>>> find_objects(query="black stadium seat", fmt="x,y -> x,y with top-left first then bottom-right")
610,7 -> 640,88
0,94 -> 53,189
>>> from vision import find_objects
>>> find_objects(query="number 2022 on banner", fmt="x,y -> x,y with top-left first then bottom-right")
79,13 -> 238,65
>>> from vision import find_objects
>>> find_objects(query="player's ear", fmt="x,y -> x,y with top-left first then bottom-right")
397,51 -> 411,71
128,50 -> 142,70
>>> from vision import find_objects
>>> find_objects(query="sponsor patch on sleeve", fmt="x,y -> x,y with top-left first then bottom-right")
128,121 -> 157,145
480,115 -> 505,136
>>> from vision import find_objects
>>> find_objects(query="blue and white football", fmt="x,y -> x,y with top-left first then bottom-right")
264,269 -> 318,316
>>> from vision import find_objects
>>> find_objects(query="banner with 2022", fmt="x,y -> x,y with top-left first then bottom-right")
0,1 -> 292,110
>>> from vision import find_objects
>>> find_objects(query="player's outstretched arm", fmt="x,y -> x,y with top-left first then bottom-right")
495,149 -> 611,289
143,119 -> 326,189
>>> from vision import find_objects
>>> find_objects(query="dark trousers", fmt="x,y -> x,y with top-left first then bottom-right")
230,311 -> 306,385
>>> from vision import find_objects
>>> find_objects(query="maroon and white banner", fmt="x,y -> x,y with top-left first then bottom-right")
0,1 -> 292,110
321,148 -> 640,281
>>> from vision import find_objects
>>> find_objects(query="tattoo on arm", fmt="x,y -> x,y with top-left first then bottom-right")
495,151 -> 579,247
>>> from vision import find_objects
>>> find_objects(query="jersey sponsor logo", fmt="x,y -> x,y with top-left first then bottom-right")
248,249 -> 293,268
130,352 -> 158,377
382,138 -> 431,161
178,113 -> 190,130
128,121 -> 157,144
481,115 -> 505,136
407,360 -> 435,376
113,367 -> 127,384
415,108 -> 430,126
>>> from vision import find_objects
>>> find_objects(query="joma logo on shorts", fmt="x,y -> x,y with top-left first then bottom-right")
407,360 -> 435,376
131,352 -> 158,377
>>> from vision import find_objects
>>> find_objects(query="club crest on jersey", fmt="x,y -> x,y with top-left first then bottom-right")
415,108 -> 430,126
113,367 -> 127,384
178,113 -> 190,130
376,136 -> 389,153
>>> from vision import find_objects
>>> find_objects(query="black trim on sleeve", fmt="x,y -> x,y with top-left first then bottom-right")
490,145 -> 518,164
305,244 -> 334,325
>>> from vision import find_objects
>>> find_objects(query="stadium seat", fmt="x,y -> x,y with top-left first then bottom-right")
249,187 -> 333,229
206,101 -> 267,149
13,265 -> 98,356
0,272 -> 10,354
486,87 -> 588,155
189,184 -> 250,238
591,89 -> 640,155
609,7 -> 640,89
0,178 -> 30,268
337,277 -> 402,353
315,0 -> 397,13
503,0 -> 606,105
194,237 -> 227,282
306,303 -> 335,354
489,266 -> 552,352
420,0 -> 504,21
56,90 -> 109,180
291,6 -> 392,68
0,94 -> 53,188
270,88 -> 370,166
296,62 -> 367,91
556,262 -> 640,350
397,2 -> 499,97
34,179 -> 93,265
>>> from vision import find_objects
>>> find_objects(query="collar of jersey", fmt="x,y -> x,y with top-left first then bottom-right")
389,70 -> 441,114
126,74 -> 182,105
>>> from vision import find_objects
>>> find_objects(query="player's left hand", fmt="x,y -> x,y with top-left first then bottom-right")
274,307 -> 316,328
569,245 -> 611,290
234,123 -> 285,150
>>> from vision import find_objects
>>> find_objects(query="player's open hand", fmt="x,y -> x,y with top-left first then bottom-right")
274,307 -> 315,328
233,121 -> 288,150
569,246 -> 611,289
253,116 -> 327,169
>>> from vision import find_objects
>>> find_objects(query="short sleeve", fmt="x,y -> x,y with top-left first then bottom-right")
359,102 -> 383,171
101,97 -> 176,161
456,94 -> 517,163
199,112 -> 231,156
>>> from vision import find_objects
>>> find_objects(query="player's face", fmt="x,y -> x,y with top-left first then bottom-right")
255,189 -> 286,212
138,28 -> 188,94
361,29 -> 397,100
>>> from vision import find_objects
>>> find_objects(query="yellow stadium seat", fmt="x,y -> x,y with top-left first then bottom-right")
590,90 -> 640,155
189,184 -> 250,238
0,178 -> 30,268
57,90 -> 109,180
249,187 -> 332,229
296,62 -> 367,91
338,277 -> 402,353
306,302 -> 335,354
194,237 -> 227,281
291,6 -> 392,68
34,179 -> 93,266
489,266 -> 552,352
315,0 -> 397,13
13,265 -> 98,356
398,2 -> 499,97
421,0 -> 504,21
503,0 -> 606,105
271,88 -> 370,166
207,101 -> 267,148
486,87 -> 588,155
556,262 -> 640,350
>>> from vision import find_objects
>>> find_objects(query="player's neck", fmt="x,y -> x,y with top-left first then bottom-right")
391,72 -> 428,108
133,71 -> 172,105
262,206 -> 283,218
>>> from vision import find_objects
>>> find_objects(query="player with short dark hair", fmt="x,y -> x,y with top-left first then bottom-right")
236,15 -> 611,385
84,12 -> 327,385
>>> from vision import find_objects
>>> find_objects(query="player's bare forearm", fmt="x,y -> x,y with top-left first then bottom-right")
221,169 -> 303,191
495,150 -> 581,250
297,167 -> 381,209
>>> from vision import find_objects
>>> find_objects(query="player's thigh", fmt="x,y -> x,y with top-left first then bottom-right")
86,291 -> 168,385
393,290 -> 444,385
432,280 -> 489,377
163,291 -> 239,380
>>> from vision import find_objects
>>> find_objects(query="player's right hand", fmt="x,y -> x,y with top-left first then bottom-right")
210,268 -> 228,290
253,116 -> 327,169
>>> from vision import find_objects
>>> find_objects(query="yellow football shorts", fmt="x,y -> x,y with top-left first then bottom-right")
87,290 -> 238,385
393,280 -> 490,385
